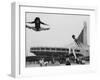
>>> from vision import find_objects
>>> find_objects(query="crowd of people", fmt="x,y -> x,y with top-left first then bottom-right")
26,52 -> 89,67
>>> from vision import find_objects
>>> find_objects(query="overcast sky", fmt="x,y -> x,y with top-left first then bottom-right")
25,12 -> 89,56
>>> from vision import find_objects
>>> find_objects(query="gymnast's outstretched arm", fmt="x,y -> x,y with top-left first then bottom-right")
26,21 -> 35,24
40,21 -> 49,26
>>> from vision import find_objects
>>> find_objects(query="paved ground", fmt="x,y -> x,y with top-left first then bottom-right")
26,61 -> 89,67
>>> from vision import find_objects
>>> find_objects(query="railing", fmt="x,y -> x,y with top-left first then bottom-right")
30,47 -> 70,53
